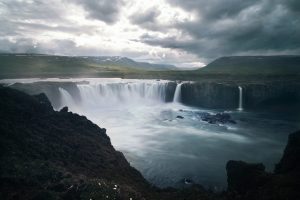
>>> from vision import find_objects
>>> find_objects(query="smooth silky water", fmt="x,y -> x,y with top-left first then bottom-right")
1,78 -> 299,190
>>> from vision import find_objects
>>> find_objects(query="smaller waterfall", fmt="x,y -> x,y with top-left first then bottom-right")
238,86 -> 243,111
173,83 -> 183,103
58,87 -> 77,110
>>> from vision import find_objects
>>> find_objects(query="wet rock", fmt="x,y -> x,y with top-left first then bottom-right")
199,112 -> 236,124
176,115 -> 184,119
226,161 -> 269,194
184,178 -> 194,185
226,131 -> 300,200
275,130 -> 300,174
165,82 -> 177,102
60,106 -> 68,112
33,93 -> 52,108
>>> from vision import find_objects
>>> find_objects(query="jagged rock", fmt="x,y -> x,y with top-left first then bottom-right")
60,106 -> 69,112
200,112 -> 236,124
275,130 -> 300,174
226,131 -> 300,200
226,161 -> 269,194
0,87 -> 149,200
176,115 -> 184,119
0,86 -> 217,200
33,93 -> 52,108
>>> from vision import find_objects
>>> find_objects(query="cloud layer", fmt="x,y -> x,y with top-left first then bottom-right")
0,0 -> 299,67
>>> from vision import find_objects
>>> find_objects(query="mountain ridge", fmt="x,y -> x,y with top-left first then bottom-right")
0,53 -> 177,71
199,55 -> 300,75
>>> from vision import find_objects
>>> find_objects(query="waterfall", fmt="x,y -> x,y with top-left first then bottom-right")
58,80 -> 171,109
58,87 -> 77,110
238,86 -> 243,111
173,83 -> 183,103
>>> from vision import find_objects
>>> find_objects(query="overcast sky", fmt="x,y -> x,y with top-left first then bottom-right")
0,0 -> 299,68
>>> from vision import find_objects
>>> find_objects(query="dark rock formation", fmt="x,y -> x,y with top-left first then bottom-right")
179,110 -> 236,124
181,82 -> 239,109
0,86 -> 217,200
275,130 -> 300,174
10,81 -> 82,109
164,82 -> 177,102
0,86 -> 149,200
180,81 -> 300,110
176,115 -> 184,119
60,106 -> 69,112
200,113 -> 236,124
226,161 -> 270,194
243,83 -> 300,110
225,130 -> 300,200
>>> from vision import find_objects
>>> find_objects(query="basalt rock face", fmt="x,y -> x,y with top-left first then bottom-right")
0,86 -> 150,200
226,130 -> 300,200
10,81 -> 82,109
180,81 -> 300,110
243,83 -> 300,110
275,130 -> 300,174
226,161 -> 270,195
181,82 -> 239,109
164,82 -> 177,102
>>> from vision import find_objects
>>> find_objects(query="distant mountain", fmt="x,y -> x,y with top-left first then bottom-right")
0,53 -> 177,78
85,56 -> 176,70
0,53 -> 176,70
199,56 -> 300,75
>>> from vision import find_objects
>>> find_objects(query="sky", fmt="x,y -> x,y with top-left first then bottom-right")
0,0 -> 299,68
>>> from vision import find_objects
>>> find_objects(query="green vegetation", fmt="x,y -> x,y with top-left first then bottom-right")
0,54 -> 299,82
200,56 -> 300,75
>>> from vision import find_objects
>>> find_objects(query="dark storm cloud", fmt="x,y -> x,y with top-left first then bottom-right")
129,8 -> 162,31
139,0 -> 300,61
283,0 -> 300,13
73,0 -> 124,24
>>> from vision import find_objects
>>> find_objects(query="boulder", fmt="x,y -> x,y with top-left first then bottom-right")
226,161 -> 269,194
60,106 -> 69,112
200,112 -> 236,124
275,130 -> 300,174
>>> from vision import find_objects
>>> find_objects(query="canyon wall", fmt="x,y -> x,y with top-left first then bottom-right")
180,81 -> 300,110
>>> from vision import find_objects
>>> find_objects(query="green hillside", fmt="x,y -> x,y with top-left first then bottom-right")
0,54 -> 175,78
1,54 -> 299,81
198,56 -> 300,75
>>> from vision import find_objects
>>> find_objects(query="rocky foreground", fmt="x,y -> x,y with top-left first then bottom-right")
0,86 -> 299,200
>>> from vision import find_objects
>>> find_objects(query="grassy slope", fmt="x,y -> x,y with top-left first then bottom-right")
0,54 -> 299,83
199,56 -> 300,75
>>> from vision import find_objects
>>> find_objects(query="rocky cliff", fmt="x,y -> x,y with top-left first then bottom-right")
0,86 -> 153,200
226,130 -> 300,200
180,81 -> 300,110
0,86 -> 215,200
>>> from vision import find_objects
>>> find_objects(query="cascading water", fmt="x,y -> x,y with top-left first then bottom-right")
173,83 -> 183,103
0,78 -> 291,189
58,80 -> 171,111
238,86 -> 243,111
58,87 -> 77,109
